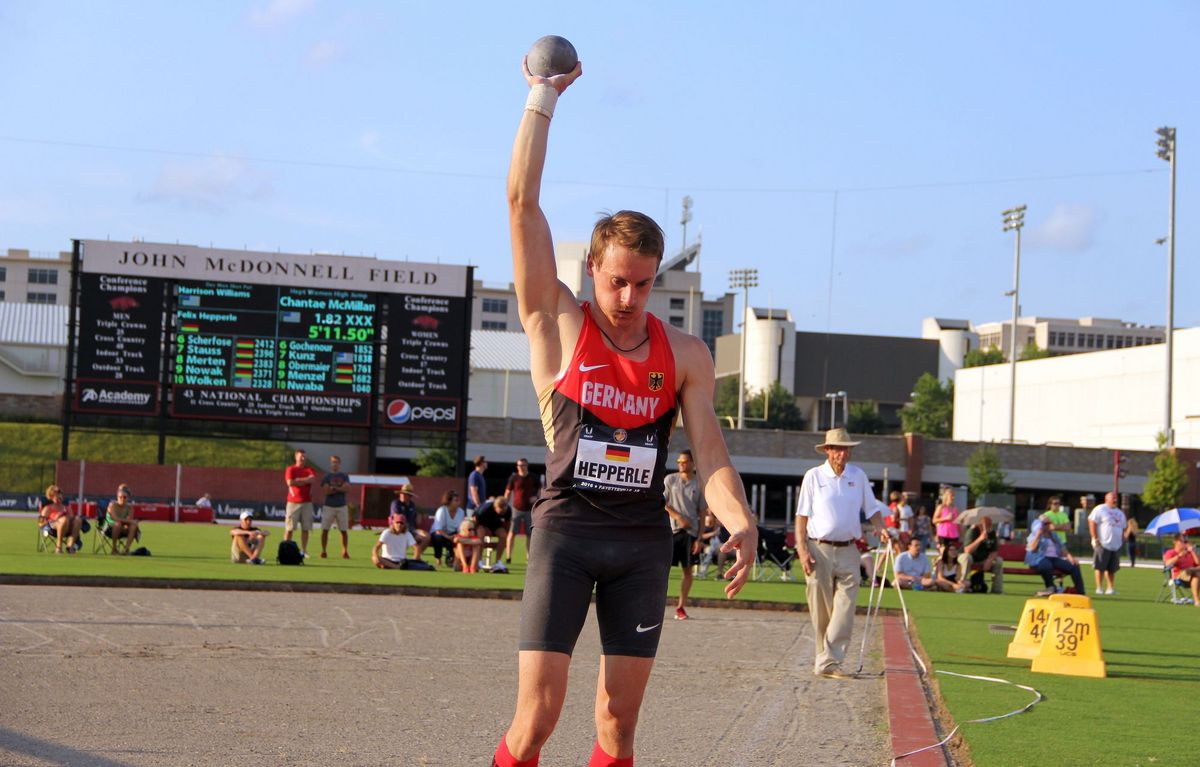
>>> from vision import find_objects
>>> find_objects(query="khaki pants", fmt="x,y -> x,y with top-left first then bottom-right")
806,542 -> 861,674
958,552 -> 1004,593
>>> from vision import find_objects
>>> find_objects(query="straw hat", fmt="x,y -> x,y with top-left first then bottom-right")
395,483 -> 418,497
814,427 -> 862,454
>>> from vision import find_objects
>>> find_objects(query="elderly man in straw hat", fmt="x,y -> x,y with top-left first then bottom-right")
389,483 -> 429,561
795,427 -> 890,679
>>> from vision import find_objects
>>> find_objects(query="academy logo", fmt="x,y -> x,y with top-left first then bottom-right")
77,382 -> 155,411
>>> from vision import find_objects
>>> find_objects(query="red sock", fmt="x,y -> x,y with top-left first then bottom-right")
493,735 -> 539,767
588,741 -> 633,767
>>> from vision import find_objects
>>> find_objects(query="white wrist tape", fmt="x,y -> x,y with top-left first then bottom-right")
525,84 -> 558,120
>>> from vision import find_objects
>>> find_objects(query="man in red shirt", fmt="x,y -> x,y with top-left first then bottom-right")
1164,534 -> 1200,607
504,457 -> 539,564
284,449 -> 317,558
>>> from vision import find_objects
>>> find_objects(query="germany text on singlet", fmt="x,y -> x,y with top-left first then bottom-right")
534,302 -> 678,541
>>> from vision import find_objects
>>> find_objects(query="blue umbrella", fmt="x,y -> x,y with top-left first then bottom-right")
1145,507 -> 1200,536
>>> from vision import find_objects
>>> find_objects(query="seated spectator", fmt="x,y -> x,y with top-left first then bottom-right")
1164,534 -> 1200,608
230,510 -> 268,564
389,484 -> 429,560
1025,515 -> 1085,595
38,485 -> 81,554
934,542 -> 966,592
105,487 -> 140,555
958,515 -> 1004,594
195,492 -> 213,510
429,490 -> 465,566
894,537 -> 934,590
372,512 -> 433,570
454,519 -> 482,573
475,495 -> 511,562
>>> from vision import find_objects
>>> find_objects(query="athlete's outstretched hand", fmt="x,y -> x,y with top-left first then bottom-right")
522,56 -> 582,94
719,525 -> 758,598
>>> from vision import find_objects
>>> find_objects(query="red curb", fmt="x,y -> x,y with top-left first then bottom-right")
883,615 -> 950,767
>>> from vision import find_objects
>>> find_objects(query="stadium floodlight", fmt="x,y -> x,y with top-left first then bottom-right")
1001,205 -> 1026,442
1156,127 -> 1177,446
729,268 -> 759,429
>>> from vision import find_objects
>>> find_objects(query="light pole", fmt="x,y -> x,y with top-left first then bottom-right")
1156,126 -> 1177,447
824,392 -> 838,428
1002,205 -> 1026,442
729,268 -> 758,429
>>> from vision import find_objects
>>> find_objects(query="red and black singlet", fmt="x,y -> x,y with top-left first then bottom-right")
534,302 -> 679,540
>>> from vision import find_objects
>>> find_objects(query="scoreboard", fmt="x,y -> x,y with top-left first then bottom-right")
170,282 -> 380,425
72,240 -> 470,430
75,273 -> 165,416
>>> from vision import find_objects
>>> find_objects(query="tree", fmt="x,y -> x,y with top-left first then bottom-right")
846,400 -> 885,435
1142,432 -> 1190,513
414,434 -> 457,477
967,444 -> 1011,502
746,381 -> 806,431
963,347 -> 1005,367
713,377 -> 742,427
714,378 -> 805,431
1019,342 -> 1051,361
899,373 -> 953,438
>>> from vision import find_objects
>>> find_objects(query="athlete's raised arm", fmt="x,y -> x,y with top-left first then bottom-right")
507,58 -> 583,389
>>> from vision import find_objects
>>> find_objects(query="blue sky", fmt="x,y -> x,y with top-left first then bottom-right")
1,1 -> 1195,336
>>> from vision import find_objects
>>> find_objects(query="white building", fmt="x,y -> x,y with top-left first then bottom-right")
743,307 -> 796,395
953,326 -> 1200,450
468,330 -> 538,420
973,316 -> 1163,360
0,248 -> 71,305
921,317 -> 977,382
0,303 -> 67,397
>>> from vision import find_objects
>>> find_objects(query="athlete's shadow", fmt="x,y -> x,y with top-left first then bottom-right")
0,726 -> 133,767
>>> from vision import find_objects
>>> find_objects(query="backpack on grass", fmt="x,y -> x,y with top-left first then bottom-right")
277,540 -> 304,565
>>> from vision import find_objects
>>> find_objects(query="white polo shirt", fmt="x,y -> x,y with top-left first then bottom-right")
796,461 -> 878,542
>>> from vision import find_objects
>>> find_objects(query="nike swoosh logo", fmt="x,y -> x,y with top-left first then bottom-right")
579,362 -> 608,373
635,623 -> 660,633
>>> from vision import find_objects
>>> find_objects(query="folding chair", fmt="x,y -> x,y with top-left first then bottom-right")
93,514 -> 113,554
36,520 -> 56,552
1156,565 -> 1193,605
95,513 -> 141,554
37,517 -> 84,553
754,526 -> 796,582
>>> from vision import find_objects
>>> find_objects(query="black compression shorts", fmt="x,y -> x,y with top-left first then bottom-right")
671,530 -> 696,568
519,527 -> 672,658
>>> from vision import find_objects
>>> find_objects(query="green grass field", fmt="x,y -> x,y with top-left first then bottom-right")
2,516 -> 1191,767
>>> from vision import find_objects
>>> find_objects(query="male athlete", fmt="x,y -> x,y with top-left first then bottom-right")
492,56 -> 759,767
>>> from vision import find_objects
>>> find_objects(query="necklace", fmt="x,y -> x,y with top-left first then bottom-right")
595,323 -> 649,353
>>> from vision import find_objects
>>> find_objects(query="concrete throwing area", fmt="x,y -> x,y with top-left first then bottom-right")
1,585 -> 891,766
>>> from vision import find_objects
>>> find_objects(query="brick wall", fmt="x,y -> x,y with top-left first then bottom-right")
0,394 -> 61,420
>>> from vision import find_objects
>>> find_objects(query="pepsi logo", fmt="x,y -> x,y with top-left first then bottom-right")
387,399 -> 413,424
